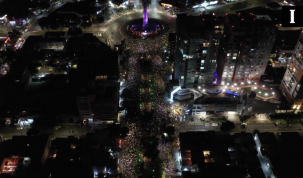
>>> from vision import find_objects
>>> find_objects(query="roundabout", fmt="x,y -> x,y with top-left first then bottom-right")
122,18 -> 169,38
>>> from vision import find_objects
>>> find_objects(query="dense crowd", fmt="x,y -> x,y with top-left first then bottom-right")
119,33 -> 180,177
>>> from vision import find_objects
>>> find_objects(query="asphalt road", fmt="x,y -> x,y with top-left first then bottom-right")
179,122 -> 303,133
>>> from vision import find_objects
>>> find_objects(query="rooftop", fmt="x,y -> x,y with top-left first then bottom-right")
177,14 -> 224,34
276,30 -> 301,50
9,134 -> 49,160
226,13 -> 276,28
194,97 -> 241,105
56,2 -> 100,15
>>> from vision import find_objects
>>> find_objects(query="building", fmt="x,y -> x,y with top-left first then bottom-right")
0,134 -> 50,177
168,33 -> 176,61
280,32 -> 303,110
179,131 -> 264,178
192,96 -> 242,115
272,30 -> 301,68
56,2 -> 102,21
217,13 -> 277,85
176,14 -> 224,88
37,32 -> 67,51
68,40 -> 119,124
276,132 -> 303,177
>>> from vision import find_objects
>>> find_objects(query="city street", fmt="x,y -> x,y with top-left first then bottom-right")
179,122 -> 303,133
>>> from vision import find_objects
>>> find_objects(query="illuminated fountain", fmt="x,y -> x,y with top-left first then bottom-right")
143,0 -> 148,27
125,0 -> 168,38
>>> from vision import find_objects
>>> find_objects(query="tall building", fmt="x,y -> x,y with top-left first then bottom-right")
217,13 -> 276,85
175,14 -> 224,88
280,32 -> 303,110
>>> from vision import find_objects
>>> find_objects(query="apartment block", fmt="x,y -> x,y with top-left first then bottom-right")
176,14 -> 224,88
218,13 -> 276,85
280,32 -> 303,110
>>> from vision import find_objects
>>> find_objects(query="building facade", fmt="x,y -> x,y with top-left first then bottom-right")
218,14 -> 276,85
280,32 -> 303,110
176,14 -> 224,88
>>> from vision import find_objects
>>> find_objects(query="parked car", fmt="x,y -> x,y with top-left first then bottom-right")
211,123 -> 218,126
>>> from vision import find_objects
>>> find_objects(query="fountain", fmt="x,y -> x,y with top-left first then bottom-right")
143,0 -> 148,27
122,0 -> 168,38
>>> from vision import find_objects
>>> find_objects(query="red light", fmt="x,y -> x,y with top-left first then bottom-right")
254,18 -> 256,20
232,25 -> 234,27
238,13 -> 240,15
4,37 -> 10,44
226,13 -> 227,15
202,19 -> 204,21
242,18 -> 244,20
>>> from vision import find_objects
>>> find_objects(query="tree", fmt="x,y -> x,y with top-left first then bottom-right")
31,115 -> 58,133
220,121 -> 235,132
253,129 -> 260,135
26,127 -> 39,136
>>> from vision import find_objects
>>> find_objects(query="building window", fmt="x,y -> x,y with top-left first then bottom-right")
203,43 -> 209,47
202,50 -> 207,54
200,67 -> 204,69
201,60 -> 205,63
296,84 -> 301,92
232,57 -> 237,59
227,53 -> 231,56
96,75 -> 107,80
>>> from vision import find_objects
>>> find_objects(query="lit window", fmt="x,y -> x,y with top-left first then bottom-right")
200,67 -> 204,69
201,60 -> 205,63
232,57 -> 236,59
227,53 -> 231,56
202,50 -> 207,54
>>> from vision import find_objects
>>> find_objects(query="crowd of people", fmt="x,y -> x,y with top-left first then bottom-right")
118,33 -> 181,177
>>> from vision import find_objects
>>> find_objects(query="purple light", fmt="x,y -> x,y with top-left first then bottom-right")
143,0 -> 148,27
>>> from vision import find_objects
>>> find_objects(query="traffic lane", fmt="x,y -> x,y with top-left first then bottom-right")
252,99 -> 279,114
180,122 -> 302,133
179,124 -> 221,132
106,11 -> 176,41
0,127 -> 28,139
